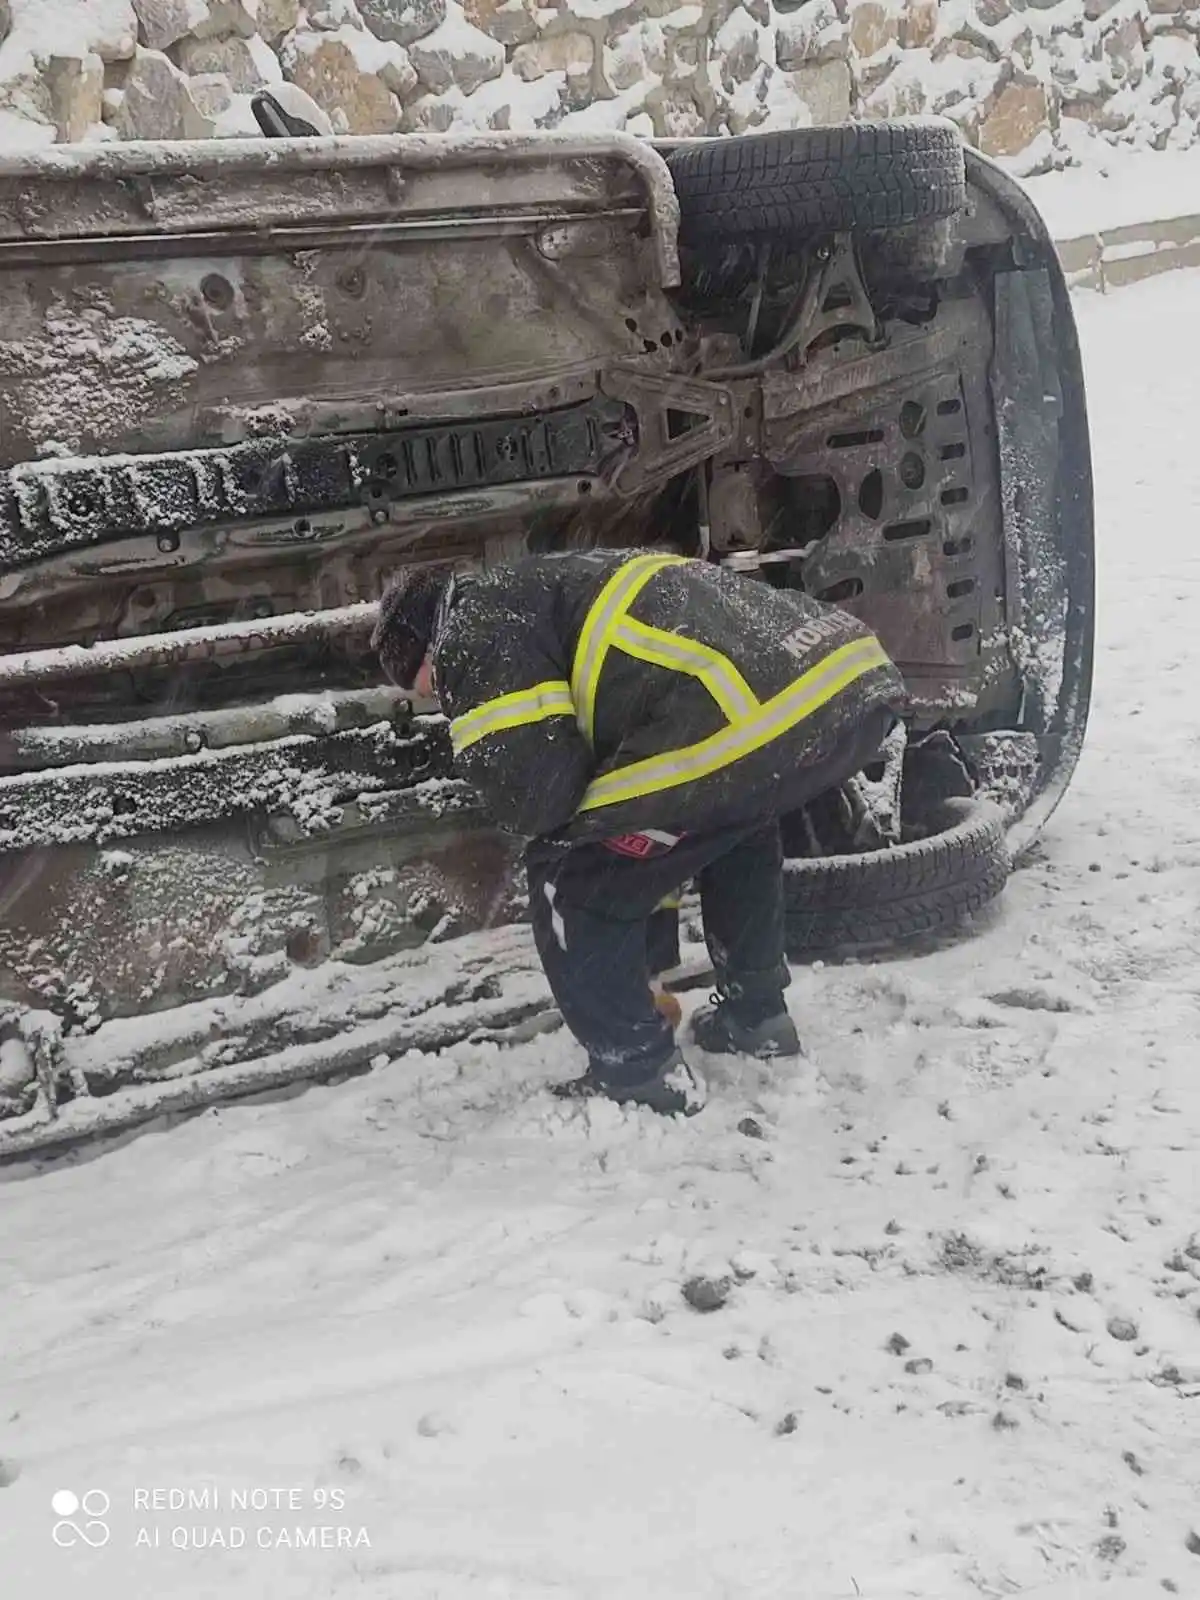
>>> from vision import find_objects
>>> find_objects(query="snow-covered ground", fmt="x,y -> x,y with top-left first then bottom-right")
3,270 -> 1200,1600
1024,146 -> 1200,241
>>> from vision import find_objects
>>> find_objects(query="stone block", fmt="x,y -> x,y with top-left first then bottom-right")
360,0 -> 446,47
784,55 -> 852,121
849,1 -> 897,57
284,33 -> 405,130
463,0 -> 538,46
45,52 -> 106,142
114,46 -> 197,136
512,31 -> 593,80
978,79 -> 1048,154
409,13 -> 505,92
176,35 -> 282,92
776,1 -> 847,70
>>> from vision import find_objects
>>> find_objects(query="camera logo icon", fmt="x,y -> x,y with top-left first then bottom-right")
52,1489 -> 111,1548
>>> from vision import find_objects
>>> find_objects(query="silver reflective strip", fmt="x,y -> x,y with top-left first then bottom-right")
570,554 -> 688,742
579,637 -> 889,810
450,680 -> 575,753
611,618 -> 759,723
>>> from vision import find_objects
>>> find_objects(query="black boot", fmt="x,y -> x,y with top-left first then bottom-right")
551,1049 -> 707,1116
690,994 -> 801,1060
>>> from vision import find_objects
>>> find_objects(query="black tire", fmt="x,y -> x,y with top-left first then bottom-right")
784,797 -> 1010,955
668,120 -> 966,247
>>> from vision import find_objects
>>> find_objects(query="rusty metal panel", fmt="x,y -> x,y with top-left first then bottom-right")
761,299 -> 1012,718
0,133 -> 679,278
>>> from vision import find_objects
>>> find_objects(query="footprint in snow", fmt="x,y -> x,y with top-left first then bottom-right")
986,981 -> 1094,1015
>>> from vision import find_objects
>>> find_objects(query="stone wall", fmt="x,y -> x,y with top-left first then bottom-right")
0,0 -> 1197,173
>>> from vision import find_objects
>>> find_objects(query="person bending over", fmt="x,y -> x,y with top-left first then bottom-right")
373,548 -> 904,1117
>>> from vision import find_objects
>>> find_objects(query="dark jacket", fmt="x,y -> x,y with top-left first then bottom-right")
431,548 -> 905,842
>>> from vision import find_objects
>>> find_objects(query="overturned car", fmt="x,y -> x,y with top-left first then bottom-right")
0,115 -> 1092,1150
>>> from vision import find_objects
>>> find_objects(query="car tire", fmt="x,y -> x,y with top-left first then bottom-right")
783,796 -> 1010,955
667,120 -> 966,247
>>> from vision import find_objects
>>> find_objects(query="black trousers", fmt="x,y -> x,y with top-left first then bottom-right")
647,903 -> 682,977
526,706 -> 895,1087
526,822 -> 789,1086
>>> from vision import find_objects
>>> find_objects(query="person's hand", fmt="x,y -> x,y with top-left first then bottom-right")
652,987 -> 683,1030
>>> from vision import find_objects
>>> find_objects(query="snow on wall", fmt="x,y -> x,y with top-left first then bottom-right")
0,0 -> 1196,174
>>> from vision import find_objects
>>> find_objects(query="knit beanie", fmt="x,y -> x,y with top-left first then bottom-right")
372,564 -> 454,690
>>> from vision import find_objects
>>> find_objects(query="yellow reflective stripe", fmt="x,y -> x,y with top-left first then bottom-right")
657,891 -> 683,910
612,616 -> 760,725
578,637 -> 890,812
570,553 -> 691,745
450,679 -> 575,755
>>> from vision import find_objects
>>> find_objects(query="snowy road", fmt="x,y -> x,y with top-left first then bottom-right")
3,272 -> 1200,1600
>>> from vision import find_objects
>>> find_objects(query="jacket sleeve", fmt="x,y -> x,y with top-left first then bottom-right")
433,605 -> 594,839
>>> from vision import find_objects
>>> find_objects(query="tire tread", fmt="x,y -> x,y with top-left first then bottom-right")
668,121 -> 966,244
783,799 -> 1010,954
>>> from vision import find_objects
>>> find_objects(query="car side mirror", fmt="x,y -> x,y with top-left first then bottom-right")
250,87 -> 334,140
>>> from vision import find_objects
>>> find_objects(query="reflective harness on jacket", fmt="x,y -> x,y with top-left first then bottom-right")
446,552 -> 891,820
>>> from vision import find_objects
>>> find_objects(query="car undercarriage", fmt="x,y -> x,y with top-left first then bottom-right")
0,118 -> 1093,1152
